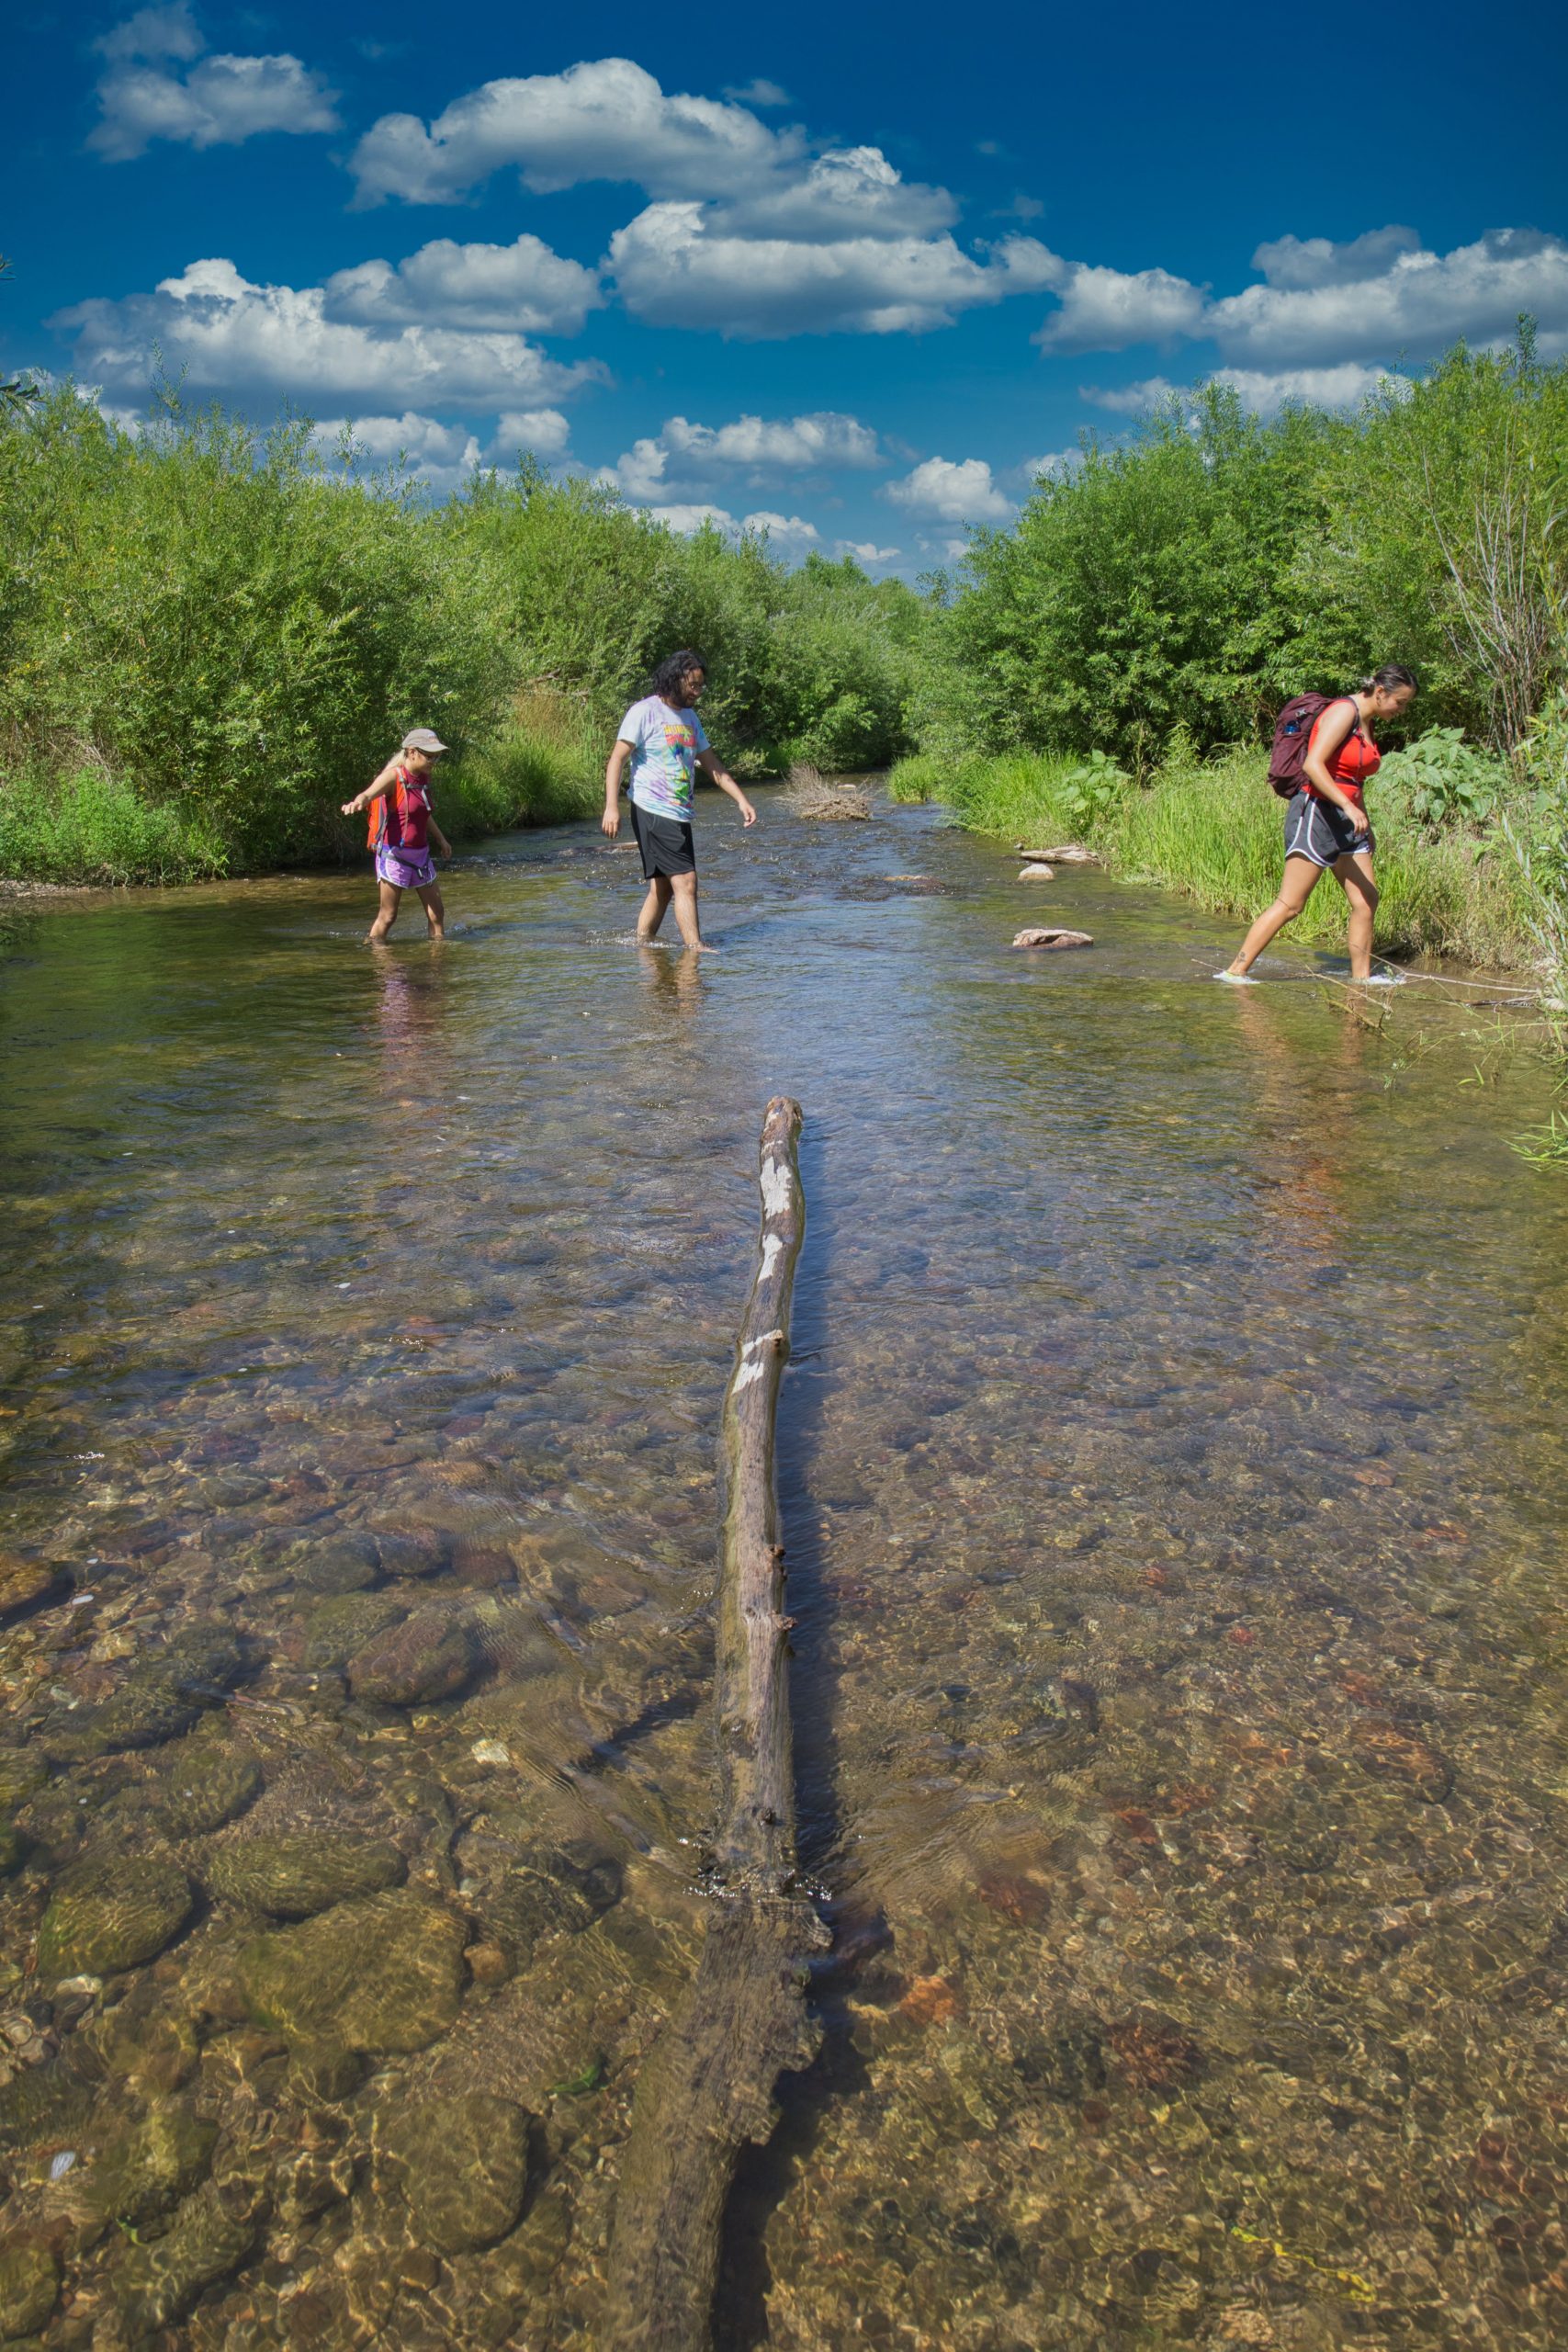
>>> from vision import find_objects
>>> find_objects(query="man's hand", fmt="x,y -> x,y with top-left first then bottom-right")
601,805 -> 621,839
738,797 -> 758,828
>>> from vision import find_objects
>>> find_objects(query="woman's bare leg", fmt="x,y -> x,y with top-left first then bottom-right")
1334,854 -> 1380,980
368,881 -> 401,944
1227,857 -> 1322,976
637,876 -> 672,940
415,882 -> 445,940
670,871 -> 709,950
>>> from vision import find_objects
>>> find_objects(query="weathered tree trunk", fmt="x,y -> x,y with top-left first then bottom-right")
604,1098 -> 827,2352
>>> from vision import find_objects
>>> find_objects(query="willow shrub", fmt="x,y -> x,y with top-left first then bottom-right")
0,397 -> 924,883
2,391 -> 510,874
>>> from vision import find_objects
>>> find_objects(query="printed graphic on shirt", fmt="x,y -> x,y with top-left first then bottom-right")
619,695 -> 710,821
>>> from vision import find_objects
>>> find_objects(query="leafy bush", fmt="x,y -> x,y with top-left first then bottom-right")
1377,728 -> 1509,831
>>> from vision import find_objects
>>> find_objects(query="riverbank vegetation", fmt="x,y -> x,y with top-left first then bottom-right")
0,392 -> 924,882
3,334 -> 1563,998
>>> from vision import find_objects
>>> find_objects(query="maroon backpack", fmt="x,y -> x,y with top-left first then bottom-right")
1268,694 -> 1355,797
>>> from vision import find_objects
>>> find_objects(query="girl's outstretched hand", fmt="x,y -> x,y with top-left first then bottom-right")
341,797 -> 361,817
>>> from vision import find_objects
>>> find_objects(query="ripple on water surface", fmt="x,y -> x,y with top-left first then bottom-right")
1,802 -> 1567,2350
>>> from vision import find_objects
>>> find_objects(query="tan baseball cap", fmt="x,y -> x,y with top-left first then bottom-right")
401,728 -> 448,753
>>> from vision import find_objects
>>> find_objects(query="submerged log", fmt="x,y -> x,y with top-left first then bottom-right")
605,1097 -> 827,2352
1013,842 -> 1102,864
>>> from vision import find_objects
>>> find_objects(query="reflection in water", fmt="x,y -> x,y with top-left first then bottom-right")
0,808 -> 1566,2351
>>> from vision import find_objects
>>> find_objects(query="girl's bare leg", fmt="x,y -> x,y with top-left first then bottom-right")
368,881 -> 401,944
1227,857 -> 1322,976
637,876 -> 672,940
415,882 -> 446,940
1334,854 -> 1380,980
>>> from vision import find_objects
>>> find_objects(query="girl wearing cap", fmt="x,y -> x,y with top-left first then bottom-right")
342,730 -> 452,943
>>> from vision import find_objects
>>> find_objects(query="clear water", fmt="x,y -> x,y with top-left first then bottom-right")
1,799 -> 1566,2352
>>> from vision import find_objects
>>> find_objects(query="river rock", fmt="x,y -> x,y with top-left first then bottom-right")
0,2243 -> 60,2339
239,1889 -> 468,2053
367,1525 -> 449,1580
287,1531 -> 382,1597
346,1610 -> 479,1707
157,1739 -> 263,1836
0,1747 -> 48,1812
298,1590 -> 405,1673
37,1851 -> 195,1979
1017,862 -> 1055,881
111,2182 -> 258,2336
480,1847 -> 623,1965
377,2091 -> 533,2252
1348,1720 -> 1454,1802
1011,927 -> 1093,950
87,2101 -> 218,2228
204,1831 -> 405,1918
49,1624 -> 243,1759
0,1555 -> 66,1620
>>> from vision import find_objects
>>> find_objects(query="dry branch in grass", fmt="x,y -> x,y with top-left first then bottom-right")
783,763 -> 872,820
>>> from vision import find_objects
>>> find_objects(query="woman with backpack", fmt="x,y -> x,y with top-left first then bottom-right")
342,728 -> 453,944
1219,666 -> 1418,985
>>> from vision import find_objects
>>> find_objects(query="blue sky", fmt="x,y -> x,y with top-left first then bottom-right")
9,0 -> 1567,571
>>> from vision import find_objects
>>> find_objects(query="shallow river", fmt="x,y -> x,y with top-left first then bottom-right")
2,797 -> 1567,2352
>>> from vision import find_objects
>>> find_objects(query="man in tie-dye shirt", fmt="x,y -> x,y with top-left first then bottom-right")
603,649 -> 757,950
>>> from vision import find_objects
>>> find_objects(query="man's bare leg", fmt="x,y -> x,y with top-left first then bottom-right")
637,875 -> 672,940
368,880 -> 401,944
670,871 -> 712,950
415,881 -> 446,940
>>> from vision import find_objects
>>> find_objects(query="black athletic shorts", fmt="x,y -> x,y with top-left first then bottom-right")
630,800 -> 696,879
1284,790 -> 1375,868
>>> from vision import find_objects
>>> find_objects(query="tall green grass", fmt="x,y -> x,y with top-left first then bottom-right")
889,742 -> 1531,967
0,763 -> 229,885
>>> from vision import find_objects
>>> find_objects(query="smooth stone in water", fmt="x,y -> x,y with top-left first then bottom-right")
157,1740 -> 263,1836
87,2101 -> 218,2227
239,1890 -> 468,2053
346,1610 -> 479,1707
37,1851 -> 194,1978
111,2182 -> 258,2336
378,2090 -> 533,2252
288,1532 -> 382,1597
1011,927 -> 1093,951
204,1831 -> 405,1918
297,1590 -> 405,1673
0,1748 -> 48,1811
0,2244 -> 60,2339
0,1555 -> 67,1620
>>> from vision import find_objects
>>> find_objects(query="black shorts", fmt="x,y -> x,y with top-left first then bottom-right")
630,801 -> 696,879
1284,791 -> 1375,868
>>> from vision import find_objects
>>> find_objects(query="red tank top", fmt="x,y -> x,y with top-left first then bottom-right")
1305,701 -> 1380,804
372,765 -> 431,852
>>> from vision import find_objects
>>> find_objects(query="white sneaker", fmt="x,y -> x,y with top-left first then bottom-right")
1213,969 -> 1259,985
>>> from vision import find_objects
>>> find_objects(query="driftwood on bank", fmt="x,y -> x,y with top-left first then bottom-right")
605,1097 -> 827,2352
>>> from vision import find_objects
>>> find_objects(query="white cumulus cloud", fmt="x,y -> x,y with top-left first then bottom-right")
723,78 -> 791,107
53,257 -> 600,413
1249,225 -> 1422,291
90,4 -> 338,161
1207,228 -> 1568,366
884,456 -> 1014,524
599,408 -> 881,501
322,235 -> 603,337
740,511 -> 820,548
610,208 -> 1056,337
1085,363 -> 1408,418
350,56 -> 798,207
1033,258 -> 1207,352
648,503 -> 738,533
